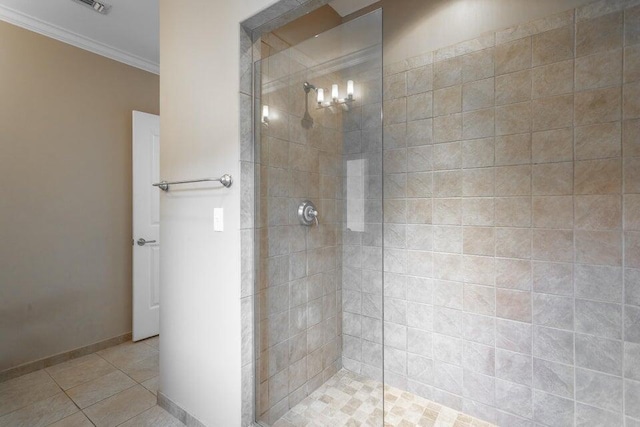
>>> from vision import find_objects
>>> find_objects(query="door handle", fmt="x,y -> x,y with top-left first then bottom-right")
137,238 -> 157,246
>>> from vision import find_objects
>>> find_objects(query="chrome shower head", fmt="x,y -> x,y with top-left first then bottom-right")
303,82 -> 317,93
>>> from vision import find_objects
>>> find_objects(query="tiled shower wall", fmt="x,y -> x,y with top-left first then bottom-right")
340,58 -> 385,381
352,1 -> 640,425
255,50 -> 344,425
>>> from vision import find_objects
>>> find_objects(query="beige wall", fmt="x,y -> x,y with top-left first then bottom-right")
0,20 -> 159,371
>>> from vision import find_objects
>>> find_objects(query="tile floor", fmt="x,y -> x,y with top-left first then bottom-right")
272,370 -> 495,427
0,336 -> 184,427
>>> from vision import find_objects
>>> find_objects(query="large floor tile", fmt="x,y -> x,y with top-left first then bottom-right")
48,412 -> 94,427
119,406 -> 184,427
83,385 -> 156,427
0,370 -> 61,416
141,375 -> 159,396
66,370 -> 136,409
142,336 -> 159,350
0,393 -> 77,427
97,342 -> 158,370
120,353 -> 159,383
46,354 -> 116,390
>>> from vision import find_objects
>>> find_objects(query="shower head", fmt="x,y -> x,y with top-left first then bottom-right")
303,82 -> 317,93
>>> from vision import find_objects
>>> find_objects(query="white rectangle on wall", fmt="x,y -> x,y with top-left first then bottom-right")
346,159 -> 365,232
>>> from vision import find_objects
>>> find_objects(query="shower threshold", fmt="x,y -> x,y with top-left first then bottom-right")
272,369 -> 495,427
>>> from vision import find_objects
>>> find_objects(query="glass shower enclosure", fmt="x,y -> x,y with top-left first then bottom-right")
254,10 -> 384,427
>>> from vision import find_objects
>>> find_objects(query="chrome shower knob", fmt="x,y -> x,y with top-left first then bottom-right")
298,200 -> 319,226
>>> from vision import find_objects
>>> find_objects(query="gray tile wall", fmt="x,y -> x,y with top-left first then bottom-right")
376,0 -> 640,425
255,50 -> 344,425
339,58 -> 385,382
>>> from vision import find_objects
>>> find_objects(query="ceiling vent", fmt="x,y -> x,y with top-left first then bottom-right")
71,0 -> 111,15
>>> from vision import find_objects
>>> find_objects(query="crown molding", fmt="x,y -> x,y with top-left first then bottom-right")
0,3 -> 159,74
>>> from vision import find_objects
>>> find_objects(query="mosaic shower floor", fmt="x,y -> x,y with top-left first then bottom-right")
272,370 -> 495,427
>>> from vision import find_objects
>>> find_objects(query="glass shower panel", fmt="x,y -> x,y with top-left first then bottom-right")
254,10 -> 383,427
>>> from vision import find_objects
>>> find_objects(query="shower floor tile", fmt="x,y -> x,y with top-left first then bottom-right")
272,370 -> 494,427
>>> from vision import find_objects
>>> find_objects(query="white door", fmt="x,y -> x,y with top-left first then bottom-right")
132,111 -> 160,341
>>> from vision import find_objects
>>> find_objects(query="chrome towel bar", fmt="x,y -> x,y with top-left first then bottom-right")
153,174 -> 233,191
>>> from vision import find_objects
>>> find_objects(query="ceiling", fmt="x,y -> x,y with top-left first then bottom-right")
0,0 -> 158,74
329,0 -> 379,17
0,0 -> 378,75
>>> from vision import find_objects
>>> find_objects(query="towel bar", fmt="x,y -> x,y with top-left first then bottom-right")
152,174 -> 233,191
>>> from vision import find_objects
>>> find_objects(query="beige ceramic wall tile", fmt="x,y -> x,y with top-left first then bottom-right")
627,232 -> 640,268
407,172 -> 434,198
627,5 -> 640,46
575,122 -> 622,160
462,138 -> 495,168
433,57 -> 462,89
462,198 -> 494,227
497,8 -> 573,44
624,81 -> 640,119
575,230 -> 623,265
495,134 -> 532,166
626,157 -> 640,193
434,113 -> 462,143
626,195 -> 640,230
532,162 -> 574,196
576,12 -> 624,57
626,45 -> 640,83
407,64 -> 434,95
383,98 -> 407,125
495,228 -> 532,259
462,78 -> 495,112
533,196 -> 574,229
433,199 -> 461,225
434,171 -> 462,197
462,48 -> 495,83
496,258 -> 532,291
462,108 -> 495,140
623,120 -> 640,157
532,25 -> 575,67
407,92 -> 433,121
495,197 -> 532,228
575,87 -> 622,125
463,227 -> 495,256
495,37 -> 532,75
462,168 -> 494,197
576,195 -> 621,233
406,199 -> 433,224
532,128 -> 574,163
532,60 -> 574,99
384,72 -> 407,100
495,70 -> 531,106
495,165 -> 531,196
575,50 -> 623,90
532,229 -> 574,263
532,95 -> 574,132
496,102 -> 531,136
575,159 -> 622,194
434,86 -> 462,116
496,289 -> 532,322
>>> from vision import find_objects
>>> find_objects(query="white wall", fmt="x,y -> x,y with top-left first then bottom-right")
158,1 -> 273,426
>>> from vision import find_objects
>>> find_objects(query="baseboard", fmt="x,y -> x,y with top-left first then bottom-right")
0,332 -> 132,383
157,391 -> 207,427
